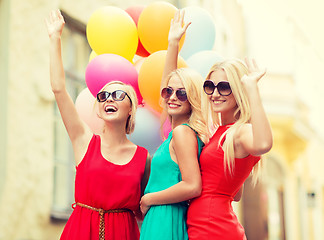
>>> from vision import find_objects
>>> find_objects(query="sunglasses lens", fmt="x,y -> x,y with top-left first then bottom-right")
97,92 -> 109,102
112,90 -> 126,101
176,89 -> 187,102
203,81 -> 215,95
161,87 -> 173,99
218,82 -> 231,96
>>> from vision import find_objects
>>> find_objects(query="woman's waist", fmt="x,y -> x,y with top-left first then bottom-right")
73,197 -> 139,211
72,202 -> 136,215
199,189 -> 235,199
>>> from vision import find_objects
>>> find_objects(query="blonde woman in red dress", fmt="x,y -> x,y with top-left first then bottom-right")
187,57 -> 273,239
165,10 -> 273,240
46,10 -> 150,240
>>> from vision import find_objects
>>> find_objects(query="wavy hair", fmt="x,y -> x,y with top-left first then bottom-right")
162,68 -> 208,144
206,59 -> 261,185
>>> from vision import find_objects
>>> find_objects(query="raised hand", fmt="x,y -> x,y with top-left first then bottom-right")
168,10 -> 191,43
45,10 -> 65,38
241,58 -> 266,86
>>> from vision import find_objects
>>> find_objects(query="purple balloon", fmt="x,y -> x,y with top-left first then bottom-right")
85,53 -> 143,104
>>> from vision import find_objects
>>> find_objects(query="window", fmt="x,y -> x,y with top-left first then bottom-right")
51,11 -> 90,220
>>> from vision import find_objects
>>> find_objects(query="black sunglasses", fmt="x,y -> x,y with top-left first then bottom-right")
96,90 -> 131,103
203,80 -> 232,96
161,87 -> 188,102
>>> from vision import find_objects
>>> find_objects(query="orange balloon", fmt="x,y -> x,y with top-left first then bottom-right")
138,2 -> 185,54
138,50 -> 187,113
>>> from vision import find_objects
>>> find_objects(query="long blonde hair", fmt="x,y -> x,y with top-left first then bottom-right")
162,68 -> 208,144
206,59 -> 261,184
97,81 -> 138,134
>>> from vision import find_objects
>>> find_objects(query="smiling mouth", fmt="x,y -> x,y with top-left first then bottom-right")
212,100 -> 225,104
105,106 -> 117,113
168,103 -> 181,108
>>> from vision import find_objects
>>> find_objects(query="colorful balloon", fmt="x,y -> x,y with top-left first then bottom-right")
138,50 -> 187,113
85,53 -> 143,104
128,107 -> 163,155
125,5 -> 150,57
180,6 -> 216,60
137,2 -> 185,53
163,118 -> 172,139
75,88 -> 104,134
133,57 -> 145,73
186,50 -> 224,79
86,6 -> 138,61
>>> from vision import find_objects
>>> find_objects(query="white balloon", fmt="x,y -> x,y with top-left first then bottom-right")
128,107 -> 163,155
180,6 -> 216,60
75,88 -> 104,134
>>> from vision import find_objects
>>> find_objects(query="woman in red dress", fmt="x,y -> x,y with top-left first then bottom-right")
186,57 -> 273,239
45,10 -> 150,240
164,10 -> 272,239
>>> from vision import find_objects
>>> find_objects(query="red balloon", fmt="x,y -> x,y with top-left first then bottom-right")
125,5 -> 150,57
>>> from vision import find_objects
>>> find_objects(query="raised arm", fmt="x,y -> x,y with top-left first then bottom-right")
140,125 -> 201,215
45,10 -> 92,164
160,10 -> 191,91
236,58 -> 273,156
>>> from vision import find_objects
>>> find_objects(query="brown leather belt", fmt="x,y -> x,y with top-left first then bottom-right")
73,202 -> 132,240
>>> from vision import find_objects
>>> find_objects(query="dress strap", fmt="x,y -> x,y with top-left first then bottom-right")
181,123 -> 197,134
180,123 -> 204,156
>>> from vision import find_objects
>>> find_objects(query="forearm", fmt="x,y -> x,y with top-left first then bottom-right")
145,181 -> 201,206
49,36 -> 66,93
247,85 -> 273,154
161,40 -> 179,90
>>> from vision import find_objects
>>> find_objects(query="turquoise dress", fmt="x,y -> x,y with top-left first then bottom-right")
140,124 -> 204,240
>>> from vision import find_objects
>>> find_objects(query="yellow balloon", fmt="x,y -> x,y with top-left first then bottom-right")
138,50 -> 187,113
86,6 -> 138,61
138,2 -> 185,54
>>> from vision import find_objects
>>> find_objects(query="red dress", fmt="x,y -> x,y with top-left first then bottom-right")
60,135 -> 148,240
187,124 -> 260,240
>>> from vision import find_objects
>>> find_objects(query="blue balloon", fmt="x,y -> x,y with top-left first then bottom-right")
186,50 -> 224,79
180,6 -> 216,60
128,107 -> 163,155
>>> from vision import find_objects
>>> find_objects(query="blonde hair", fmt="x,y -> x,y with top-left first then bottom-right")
97,81 -> 138,134
206,59 -> 261,185
162,68 -> 208,144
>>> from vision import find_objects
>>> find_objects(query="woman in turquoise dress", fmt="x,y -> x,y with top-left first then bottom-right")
139,10 -> 208,240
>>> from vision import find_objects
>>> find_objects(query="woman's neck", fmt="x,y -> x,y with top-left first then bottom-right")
219,113 -> 236,126
100,123 -> 129,147
171,115 -> 189,129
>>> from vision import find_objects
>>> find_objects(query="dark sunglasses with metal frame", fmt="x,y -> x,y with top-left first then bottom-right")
203,80 -> 232,96
96,90 -> 132,103
161,87 -> 188,102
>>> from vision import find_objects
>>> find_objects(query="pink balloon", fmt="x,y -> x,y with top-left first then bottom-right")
75,88 -> 104,134
85,53 -> 143,104
163,118 -> 172,139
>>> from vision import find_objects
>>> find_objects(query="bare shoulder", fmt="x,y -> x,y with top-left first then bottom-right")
172,124 -> 196,139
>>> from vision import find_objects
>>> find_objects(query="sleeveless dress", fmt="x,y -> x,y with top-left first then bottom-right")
60,134 -> 148,240
140,124 -> 204,240
187,124 -> 261,240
